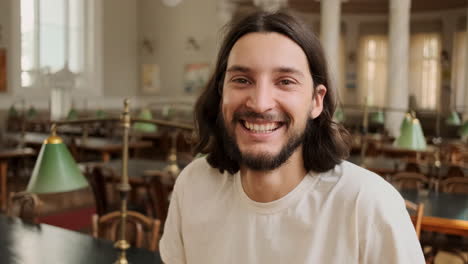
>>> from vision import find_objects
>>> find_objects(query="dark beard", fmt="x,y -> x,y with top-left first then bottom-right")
218,113 -> 310,171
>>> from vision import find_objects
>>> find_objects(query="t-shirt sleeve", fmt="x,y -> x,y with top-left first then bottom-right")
159,178 -> 187,264
358,183 -> 426,264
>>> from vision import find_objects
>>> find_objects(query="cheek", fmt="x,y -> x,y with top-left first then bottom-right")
221,89 -> 243,117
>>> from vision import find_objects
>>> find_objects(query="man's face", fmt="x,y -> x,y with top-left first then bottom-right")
221,32 -> 326,171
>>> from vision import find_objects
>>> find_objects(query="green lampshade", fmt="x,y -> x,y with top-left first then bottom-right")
133,108 -> 157,132
445,111 -> 461,126
27,106 -> 38,119
400,113 -> 412,131
370,110 -> 385,124
333,107 -> 345,123
8,105 -> 19,117
394,117 -> 427,150
27,136 -> 88,194
66,108 -> 79,121
95,109 -> 107,118
460,121 -> 468,138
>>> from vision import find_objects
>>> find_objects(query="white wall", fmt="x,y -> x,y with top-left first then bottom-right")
137,0 -> 219,104
102,0 -> 138,97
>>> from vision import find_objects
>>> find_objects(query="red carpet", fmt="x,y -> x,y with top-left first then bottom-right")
38,206 -> 96,231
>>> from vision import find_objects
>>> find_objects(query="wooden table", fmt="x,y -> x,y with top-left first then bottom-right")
400,190 -> 468,236
380,144 -> 437,159
75,138 -> 153,162
347,155 -> 400,178
0,214 -> 162,263
83,159 -> 187,185
0,148 -> 36,211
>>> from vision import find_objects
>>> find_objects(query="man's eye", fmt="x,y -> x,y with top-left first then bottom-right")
232,78 -> 250,84
279,79 -> 294,85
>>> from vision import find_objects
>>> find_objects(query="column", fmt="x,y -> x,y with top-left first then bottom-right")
343,18 -> 359,105
320,0 -> 342,98
465,7 -> 468,121
441,15 -> 457,113
385,0 -> 411,137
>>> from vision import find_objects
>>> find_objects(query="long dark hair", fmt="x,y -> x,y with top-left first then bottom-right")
193,11 -> 350,174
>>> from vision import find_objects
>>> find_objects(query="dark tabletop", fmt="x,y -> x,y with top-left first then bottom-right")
347,155 -> 467,177
0,148 -> 36,159
0,215 -> 162,264
400,190 -> 468,221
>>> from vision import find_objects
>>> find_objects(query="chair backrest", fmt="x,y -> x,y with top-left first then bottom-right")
7,192 -> 42,223
92,210 -> 161,251
391,172 -> 428,190
404,162 -> 421,173
145,172 -> 172,227
444,165 -> 465,179
85,166 -> 116,216
440,177 -> 468,194
405,200 -> 424,238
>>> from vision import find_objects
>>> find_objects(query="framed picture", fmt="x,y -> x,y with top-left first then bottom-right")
0,49 -> 6,92
183,63 -> 210,94
142,64 -> 161,94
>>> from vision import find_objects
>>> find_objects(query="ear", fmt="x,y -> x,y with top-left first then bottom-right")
310,84 -> 327,119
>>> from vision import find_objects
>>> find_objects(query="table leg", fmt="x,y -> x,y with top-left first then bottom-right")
0,161 -> 7,211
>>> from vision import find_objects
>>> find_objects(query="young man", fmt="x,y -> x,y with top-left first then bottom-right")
160,12 -> 425,263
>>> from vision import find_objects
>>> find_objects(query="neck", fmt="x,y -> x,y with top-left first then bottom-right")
240,148 -> 306,203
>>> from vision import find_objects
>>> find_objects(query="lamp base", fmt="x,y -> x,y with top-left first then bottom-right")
114,257 -> 129,264
114,240 -> 130,264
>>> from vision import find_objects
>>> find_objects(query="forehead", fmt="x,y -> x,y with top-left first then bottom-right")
226,32 -> 311,75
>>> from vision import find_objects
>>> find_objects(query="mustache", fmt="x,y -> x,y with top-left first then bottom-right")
232,109 -> 291,124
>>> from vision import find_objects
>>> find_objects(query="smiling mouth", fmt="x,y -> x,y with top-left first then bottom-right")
241,120 -> 283,133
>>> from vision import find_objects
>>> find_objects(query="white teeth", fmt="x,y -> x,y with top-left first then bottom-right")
243,121 -> 279,133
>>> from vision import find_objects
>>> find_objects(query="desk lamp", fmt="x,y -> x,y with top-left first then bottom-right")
96,109 -> 107,119
394,112 -> 427,151
26,106 -> 38,120
445,111 -> 461,126
133,108 -> 157,132
27,124 -> 88,193
333,106 -> 345,123
460,121 -> 468,141
66,108 -> 79,121
370,110 -> 385,125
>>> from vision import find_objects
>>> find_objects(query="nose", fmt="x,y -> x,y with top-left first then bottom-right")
245,79 -> 275,113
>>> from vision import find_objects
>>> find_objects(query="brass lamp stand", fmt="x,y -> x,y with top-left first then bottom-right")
114,99 -> 132,264
115,100 -> 193,263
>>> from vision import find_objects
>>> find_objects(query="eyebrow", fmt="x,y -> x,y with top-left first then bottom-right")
226,65 -> 305,78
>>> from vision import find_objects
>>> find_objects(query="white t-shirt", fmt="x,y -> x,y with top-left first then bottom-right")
160,157 -> 425,264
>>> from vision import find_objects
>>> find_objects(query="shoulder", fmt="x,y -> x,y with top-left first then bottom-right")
323,160 -> 405,214
335,161 -> 408,227
173,157 -> 233,199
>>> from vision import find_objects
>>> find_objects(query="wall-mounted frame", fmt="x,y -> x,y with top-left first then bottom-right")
183,63 -> 210,95
142,63 -> 161,94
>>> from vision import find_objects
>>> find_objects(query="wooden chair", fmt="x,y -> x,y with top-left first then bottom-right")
440,177 -> 468,194
85,166 -> 117,216
145,172 -> 173,227
7,192 -> 42,223
404,162 -> 421,173
92,210 -> 161,251
405,200 -> 424,238
391,172 -> 429,190
443,166 -> 465,179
